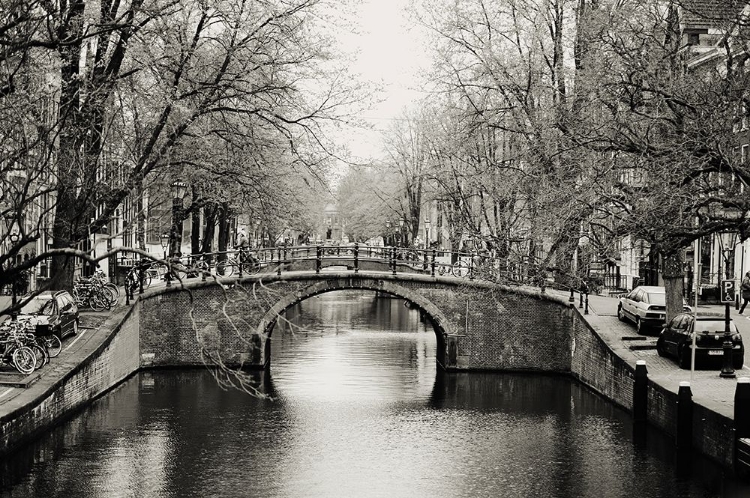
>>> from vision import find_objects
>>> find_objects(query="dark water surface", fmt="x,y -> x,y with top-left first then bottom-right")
2,290 -> 750,497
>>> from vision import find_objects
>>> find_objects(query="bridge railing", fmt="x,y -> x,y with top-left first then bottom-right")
124,244 -> 564,298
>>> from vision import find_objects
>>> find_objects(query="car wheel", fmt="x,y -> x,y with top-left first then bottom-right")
635,317 -> 644,335
72,319 -> 78,336
678,345 -> 691,369
617,305 -> 625,322
656,337 -> 666,357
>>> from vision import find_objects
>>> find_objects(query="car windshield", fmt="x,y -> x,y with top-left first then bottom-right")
694,321 -> 738,334
646,292 -> 666,305
20,297 -> 54,315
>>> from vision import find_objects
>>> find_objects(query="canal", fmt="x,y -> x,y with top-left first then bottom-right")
2,290 -> 750,497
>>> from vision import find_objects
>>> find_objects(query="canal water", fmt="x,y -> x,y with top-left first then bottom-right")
2,290 -> 750,497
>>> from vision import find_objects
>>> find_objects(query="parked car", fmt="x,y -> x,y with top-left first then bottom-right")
617,286 -> 691,334
657,313 -> 744,369
15,291 -> 79,340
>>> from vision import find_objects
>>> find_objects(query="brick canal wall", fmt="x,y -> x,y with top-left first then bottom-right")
0,304 -> 140,456
0,274 -> 736,470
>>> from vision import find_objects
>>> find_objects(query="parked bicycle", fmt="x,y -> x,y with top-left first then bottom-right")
73,278 -> 115,311
0,321 -> 39,374
216,249 -> 262,277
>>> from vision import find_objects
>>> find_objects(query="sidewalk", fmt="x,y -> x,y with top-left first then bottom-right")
554,289 -> 750,419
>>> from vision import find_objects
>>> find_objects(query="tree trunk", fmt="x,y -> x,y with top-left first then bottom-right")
663,251 -> 685,323
217,203 -> 230,264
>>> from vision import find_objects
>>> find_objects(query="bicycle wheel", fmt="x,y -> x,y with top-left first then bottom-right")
100,286 -> 117,307
452,260 -> 470,278
88,293 -> 107,312
29,341 -> 49,369
104,283 -> 120,300
12,346 -> 36,375
216,261 -> 234,277
43,334 -> 62,358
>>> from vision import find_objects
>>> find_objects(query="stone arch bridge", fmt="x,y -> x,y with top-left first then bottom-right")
138,270 -> 577,372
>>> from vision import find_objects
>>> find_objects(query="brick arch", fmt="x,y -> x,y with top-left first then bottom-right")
254,278 -> 451,367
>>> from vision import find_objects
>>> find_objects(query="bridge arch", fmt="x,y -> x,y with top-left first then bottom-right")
254,278 -> 451,368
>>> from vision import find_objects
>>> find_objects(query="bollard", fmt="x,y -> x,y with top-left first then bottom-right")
579,291 -> 583,308
584,294 -> 589,315
676,381 -> 693,453
354,242 -> 359,273
633,360 -> 648,425
734,377 -> 750,477
316,245 -> 322,274
569,287 -> 575,302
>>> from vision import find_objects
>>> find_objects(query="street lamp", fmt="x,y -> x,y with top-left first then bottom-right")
718,229 -> 739,379
160,232 -> 170,259
170,180 -> 188,257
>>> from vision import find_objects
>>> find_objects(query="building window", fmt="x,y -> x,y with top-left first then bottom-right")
688,32 -> 700,45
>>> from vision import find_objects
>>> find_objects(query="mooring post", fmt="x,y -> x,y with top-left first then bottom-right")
676,381 -> 693,453
633,360 -> 648,425
734,377 -> 750,476
584,293 -> 589,315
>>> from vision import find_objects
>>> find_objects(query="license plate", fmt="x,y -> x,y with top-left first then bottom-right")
708,350 -> 723,356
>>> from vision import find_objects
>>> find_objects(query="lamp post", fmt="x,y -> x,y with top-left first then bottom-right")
253,216 -> 261,248
399,217 -> 405,248
718,229 -> 739,379
160,233 -> 171,287
424,217 -> 431,249
169,180 -> 188,257
385,220 -> 391,247
4,214 -> 19,310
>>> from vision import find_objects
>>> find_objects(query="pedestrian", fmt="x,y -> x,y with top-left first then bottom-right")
740,271 -> 750,314
741,271 -> 750,314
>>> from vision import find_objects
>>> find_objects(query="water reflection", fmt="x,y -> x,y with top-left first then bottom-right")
1,290 -> 750,497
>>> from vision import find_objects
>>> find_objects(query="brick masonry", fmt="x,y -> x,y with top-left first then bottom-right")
138,274 -> 574,373
0,272 -> 738,472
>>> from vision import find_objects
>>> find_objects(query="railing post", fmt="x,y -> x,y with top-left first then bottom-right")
676,381 -> 693,453
354,242 -> 359,273
391,246 -> 397,275
316,244 -> 322,274
138,264 -> 145,295
431,249 -> 436,277
734,377 -> 750,476
633,360 -> 648,425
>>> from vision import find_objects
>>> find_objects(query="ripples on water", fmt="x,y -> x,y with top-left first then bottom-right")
2,290 -> 750,497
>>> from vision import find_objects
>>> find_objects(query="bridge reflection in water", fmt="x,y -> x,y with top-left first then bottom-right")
2,291 -> 749,497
